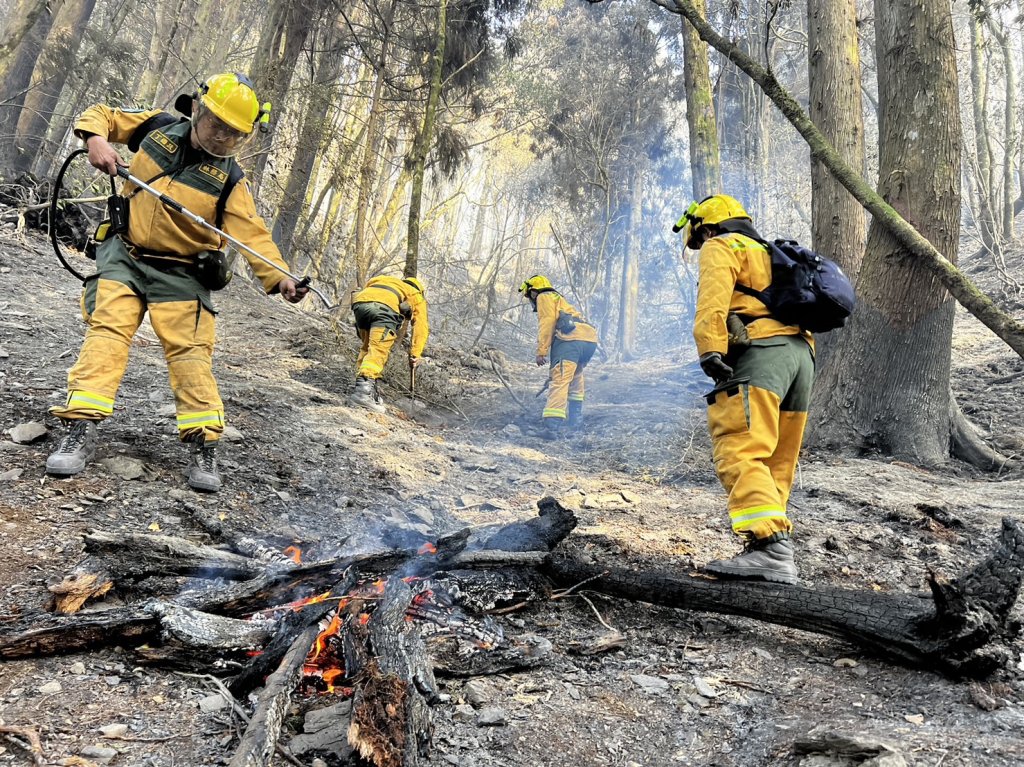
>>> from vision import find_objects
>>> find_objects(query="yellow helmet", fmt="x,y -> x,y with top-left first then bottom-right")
402,276 -> 426,296
199,73 -> 262,133
673,194 -> 750,249
518,274 -> 553,294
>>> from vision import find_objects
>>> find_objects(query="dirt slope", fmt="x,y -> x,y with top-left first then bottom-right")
2,231 -> 1024,766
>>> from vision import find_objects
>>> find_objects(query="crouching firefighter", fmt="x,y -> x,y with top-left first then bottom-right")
676,194 -> 814,585
518,275 -> 598,440
348,276 -> 429,413
46,73 -> 308,493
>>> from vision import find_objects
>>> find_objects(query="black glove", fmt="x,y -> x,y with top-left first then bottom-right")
699,352 -> 734,383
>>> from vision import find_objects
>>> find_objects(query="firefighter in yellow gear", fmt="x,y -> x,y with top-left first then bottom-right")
46,73 -> 308,493
519,275 -> 599,439
678,194 -> 814,585
348,276 -> 429,413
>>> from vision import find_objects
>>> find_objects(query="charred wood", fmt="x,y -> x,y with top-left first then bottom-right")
229,571 -> 358,699
84,530 -> 265,580
227,624 -> 321,767
544,518 -> 1024,676
348,579 -> 437,767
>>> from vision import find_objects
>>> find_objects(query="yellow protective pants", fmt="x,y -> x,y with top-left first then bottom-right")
50,240 -> 224,443
543,359 -> 581,419
356,327 -> 398,379
543,338 -> 597,420
705,337 -> 814,540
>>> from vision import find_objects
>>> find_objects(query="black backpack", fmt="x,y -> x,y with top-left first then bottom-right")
736,238 -> 856,333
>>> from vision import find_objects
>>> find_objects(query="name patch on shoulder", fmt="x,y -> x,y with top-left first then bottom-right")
151,131 -> 177,154
199,164 -> 228,183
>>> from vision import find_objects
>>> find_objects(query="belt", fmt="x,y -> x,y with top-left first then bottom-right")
120,236 -> 193,268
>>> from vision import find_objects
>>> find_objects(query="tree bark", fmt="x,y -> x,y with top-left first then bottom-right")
968,10 -> 1000,256
0,1 -> 58,174
679,0 -> 720,200
0,0 -> 51,86
274,11 -> 346,256
809,0 -> 961,464
616,159 -> 641,359
134,0 -> 188,105
404,0 -> 448,279
10,0 -> 97,175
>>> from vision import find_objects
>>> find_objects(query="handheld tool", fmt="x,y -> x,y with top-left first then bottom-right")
115,166 -> 335,309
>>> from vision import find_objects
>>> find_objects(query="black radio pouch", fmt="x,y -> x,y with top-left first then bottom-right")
194,250 -> 233,291
107,194 -> 130,235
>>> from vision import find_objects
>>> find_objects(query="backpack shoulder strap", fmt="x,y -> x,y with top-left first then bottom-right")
215,161 -> 245,229
127,111 -> 182,152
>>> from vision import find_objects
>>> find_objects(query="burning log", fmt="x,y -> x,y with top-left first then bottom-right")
228,623 -> 322,767
347,578 -> 437,767
544,517 -> 1024,676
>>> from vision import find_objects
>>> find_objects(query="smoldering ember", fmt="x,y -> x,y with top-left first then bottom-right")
3,1 -> 1024,766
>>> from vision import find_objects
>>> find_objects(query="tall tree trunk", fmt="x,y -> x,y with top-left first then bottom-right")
247,0 -> 317,188
968,11 -> 999,256
274,13 -> 347,256
0,0 -> 51,86
809,0 -> 961,464
0,1 -> 58,175
807,0 -> 865,280
805,0 -> 866,388
135,0 -> 188,105
985,15 -> 1016,242
354,0 -> 396,285
11,0 -> 97,175
680,0 -> 720,200
404,0 -> 448,279
617,160 -> 643,359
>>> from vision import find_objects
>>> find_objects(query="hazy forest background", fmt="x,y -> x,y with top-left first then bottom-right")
2,0 -> 1024,465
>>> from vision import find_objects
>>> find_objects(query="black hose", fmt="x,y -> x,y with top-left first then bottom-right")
49,149 -> 90,283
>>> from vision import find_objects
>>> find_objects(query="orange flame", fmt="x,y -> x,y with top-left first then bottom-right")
418,542 -> 437,555
283,545 -> 302,564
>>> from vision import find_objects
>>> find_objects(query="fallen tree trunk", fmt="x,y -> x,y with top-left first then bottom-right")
84,530 -> 266,580
544,518 -> 1024,676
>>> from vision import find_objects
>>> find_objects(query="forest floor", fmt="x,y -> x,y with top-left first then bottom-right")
2,229 -> 1024,767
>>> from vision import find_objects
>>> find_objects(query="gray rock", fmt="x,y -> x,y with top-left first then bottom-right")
222,425 -> 245,442
198,693 -> 229,713
10,422 -> 47,444
464,680 -> 490,708
312,760 -> 329,767
291,702 -> 353,758
98,456 -> 146,481
99,724 -> 129,738
156,404 -> 177,417
452,704 -> 476,722
693,676 -> 718,699
0,468 -> 23,481
501,424 -> 520,436
630,674 -> 669,693
38,681 -> 62,695
69,661 -> 86,675
80,745 -> 118,763
476,707 -> 507,726
105,676 -> 121,687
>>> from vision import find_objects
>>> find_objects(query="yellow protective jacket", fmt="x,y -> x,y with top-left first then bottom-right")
693,232 -> 812,356
74,105 -> 290,294
534,290 -> 598,357
352,276 -> 430,358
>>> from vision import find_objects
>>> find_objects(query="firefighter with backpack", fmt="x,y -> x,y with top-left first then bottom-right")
676,194 -> 815,585
518,274 -> 598,440
45,73 -> 308,493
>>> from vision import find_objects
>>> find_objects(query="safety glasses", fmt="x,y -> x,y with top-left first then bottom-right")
193,107 -> 251,157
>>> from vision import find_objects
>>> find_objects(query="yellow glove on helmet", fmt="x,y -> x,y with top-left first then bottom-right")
673,194 -> 751,249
